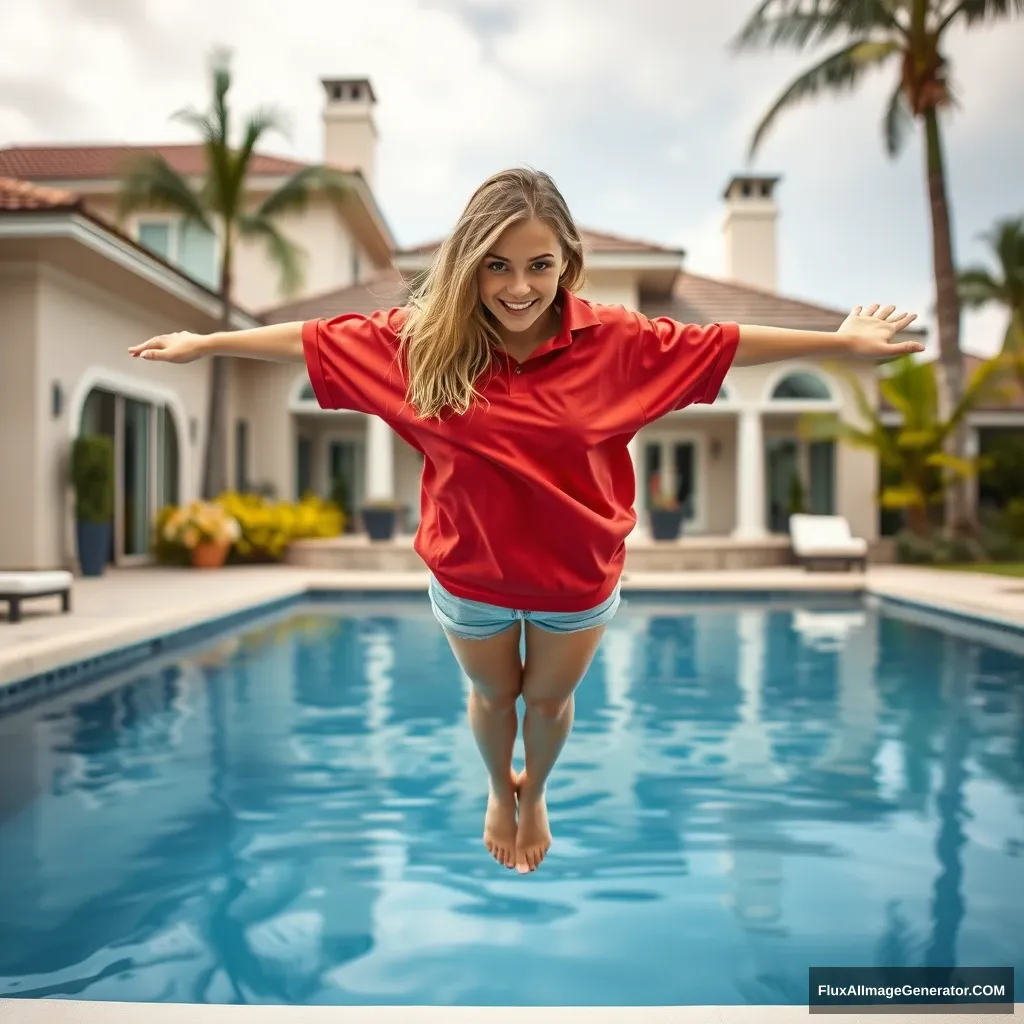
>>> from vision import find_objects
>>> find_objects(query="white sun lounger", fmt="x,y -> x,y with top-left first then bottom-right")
788,514 -> 868,572
0,571 -> 73,623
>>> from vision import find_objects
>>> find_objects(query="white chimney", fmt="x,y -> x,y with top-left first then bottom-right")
722,174 -> 780,293
321,77 -> 377,186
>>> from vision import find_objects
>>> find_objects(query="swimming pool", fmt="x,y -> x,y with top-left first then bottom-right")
0,591 -> 1021,1006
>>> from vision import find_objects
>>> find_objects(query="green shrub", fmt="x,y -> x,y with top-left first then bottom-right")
69,435 -> 114,524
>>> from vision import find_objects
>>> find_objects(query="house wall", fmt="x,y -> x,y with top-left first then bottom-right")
0,266 -> 41,569
579,269 -> 639,308
233,358 -> 298,499
230,195 -> 362,313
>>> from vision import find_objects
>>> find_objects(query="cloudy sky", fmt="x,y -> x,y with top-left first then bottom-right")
3,0 -> 1023,354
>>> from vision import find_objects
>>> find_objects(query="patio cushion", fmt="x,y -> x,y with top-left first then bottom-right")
0,571 -> 74,594
789,514 -> 868,556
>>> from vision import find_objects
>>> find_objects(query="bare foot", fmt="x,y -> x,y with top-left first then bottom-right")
514,770 -> 551,873
484,769 -> 519,868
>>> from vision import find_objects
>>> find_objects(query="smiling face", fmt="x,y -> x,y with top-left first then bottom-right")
476,218 -> 565,345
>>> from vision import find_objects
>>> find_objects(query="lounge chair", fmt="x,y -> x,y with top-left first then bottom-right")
0,571 -> 73,623
788,514 -> 868,572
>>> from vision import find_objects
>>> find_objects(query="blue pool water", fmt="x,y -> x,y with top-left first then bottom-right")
0,592 -> 1022,1006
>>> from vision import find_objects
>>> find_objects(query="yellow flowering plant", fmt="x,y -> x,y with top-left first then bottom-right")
160,500 -> 242,551
153,492 -> 344,565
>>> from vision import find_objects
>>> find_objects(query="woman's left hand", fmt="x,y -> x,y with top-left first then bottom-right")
836,304 -> 923,358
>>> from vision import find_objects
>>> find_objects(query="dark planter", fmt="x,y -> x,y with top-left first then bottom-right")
649,507 -> 685,541
76,521 -> 112,576
362,505 -> 398,542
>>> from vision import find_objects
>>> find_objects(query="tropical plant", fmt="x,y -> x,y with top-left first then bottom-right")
118,47 -> 350,498
799,355 -> 1011,536
958,214 -> 1024,384
731,0 -> 1024,532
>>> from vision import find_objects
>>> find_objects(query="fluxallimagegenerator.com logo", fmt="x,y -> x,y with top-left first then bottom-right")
808,967 -> 1014,1014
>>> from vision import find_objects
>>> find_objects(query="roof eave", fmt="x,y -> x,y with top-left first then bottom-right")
0,209 -> 262,328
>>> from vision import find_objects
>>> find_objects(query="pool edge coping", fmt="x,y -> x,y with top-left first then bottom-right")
0,573 -> 1021,716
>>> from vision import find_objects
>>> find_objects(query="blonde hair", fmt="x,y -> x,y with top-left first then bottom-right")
398,167 -> 586,419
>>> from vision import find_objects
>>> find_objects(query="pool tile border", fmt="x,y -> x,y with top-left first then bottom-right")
0,581 -> 1021,718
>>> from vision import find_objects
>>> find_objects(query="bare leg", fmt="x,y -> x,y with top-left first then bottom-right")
516,621 -> 606,873
442,623 -> 523,868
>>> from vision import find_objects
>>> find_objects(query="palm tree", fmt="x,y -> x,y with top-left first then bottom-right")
958,215 -> 1024,384
118,47 -> 349,498
800,355 -> 1009,536
730,0 -> 1024,533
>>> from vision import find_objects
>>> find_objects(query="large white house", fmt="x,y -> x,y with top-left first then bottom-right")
0,76 -> 1017,574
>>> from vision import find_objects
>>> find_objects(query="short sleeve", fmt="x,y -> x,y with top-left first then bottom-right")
301,307 -> 406,416
627,312 -> 739,424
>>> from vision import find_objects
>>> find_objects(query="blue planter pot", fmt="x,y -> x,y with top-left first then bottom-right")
361,506 -> 398,542
649,508 -> 685,541
76,521 -> 112,576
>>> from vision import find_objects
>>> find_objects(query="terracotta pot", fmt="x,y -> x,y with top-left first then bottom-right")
190,540 -> 230,569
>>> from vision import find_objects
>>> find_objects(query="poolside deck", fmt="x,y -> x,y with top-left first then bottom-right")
1,563 -> 1022,690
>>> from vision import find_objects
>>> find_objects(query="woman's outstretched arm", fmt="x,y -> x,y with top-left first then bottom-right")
734,303 -> 922,365
128,322 -> 305,364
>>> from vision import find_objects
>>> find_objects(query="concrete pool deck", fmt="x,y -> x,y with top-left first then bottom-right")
0,999 -> 1019,1023
1,563 -> 1023,690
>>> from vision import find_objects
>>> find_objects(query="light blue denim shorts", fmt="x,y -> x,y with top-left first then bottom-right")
427,574 -> 621,640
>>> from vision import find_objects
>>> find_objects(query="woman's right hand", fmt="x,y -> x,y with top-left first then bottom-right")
128,331 -> 210,363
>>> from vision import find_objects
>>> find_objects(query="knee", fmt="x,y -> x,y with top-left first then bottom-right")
471,686 -> 518,713
523,693 -> 572,719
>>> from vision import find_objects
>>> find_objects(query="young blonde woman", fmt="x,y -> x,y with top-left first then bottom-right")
129,167 -> 922,874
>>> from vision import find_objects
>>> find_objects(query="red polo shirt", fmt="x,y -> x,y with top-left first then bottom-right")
303,289 -> 738,612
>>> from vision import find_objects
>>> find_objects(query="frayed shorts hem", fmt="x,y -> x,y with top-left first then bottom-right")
427,574 -> 621,641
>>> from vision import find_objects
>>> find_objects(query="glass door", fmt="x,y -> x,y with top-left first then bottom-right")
122,397 -> 152,557
328,439 -> 365,531
765,438 -> 799,533
78,387 -> 180,565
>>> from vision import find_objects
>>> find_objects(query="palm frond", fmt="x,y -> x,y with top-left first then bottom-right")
117,154 -> 210,229
731,0 -> 908,52
747,38 -> 900,157
990,217 -> 1024,307
942,354 -> 1013,434
939,0 -> 1024,34
924,452 -> 980,477
256,164 -> 351,220
237,213 -> 305,297
880,483 -> 927,509
883,76 -> 915,155
957,267 -> 1004,308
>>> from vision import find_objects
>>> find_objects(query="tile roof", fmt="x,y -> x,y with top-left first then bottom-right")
642,272 -> 856,332
0,176 -> 81,211
0,143 -> 311,181
399,226 -> 683,257
261,268 -> 409,321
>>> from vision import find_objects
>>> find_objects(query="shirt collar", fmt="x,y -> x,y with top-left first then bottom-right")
526,287 -> 602,360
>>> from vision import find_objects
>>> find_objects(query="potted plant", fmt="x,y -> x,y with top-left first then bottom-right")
360,498 -> 402,541
70,434 -> 114,576
648,475 -> 686,541
161,500 -> 241,568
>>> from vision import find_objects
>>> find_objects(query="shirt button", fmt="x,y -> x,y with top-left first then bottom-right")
515,367 -> 521,374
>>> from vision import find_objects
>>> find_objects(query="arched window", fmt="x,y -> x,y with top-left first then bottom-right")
770,371 -> 832,401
